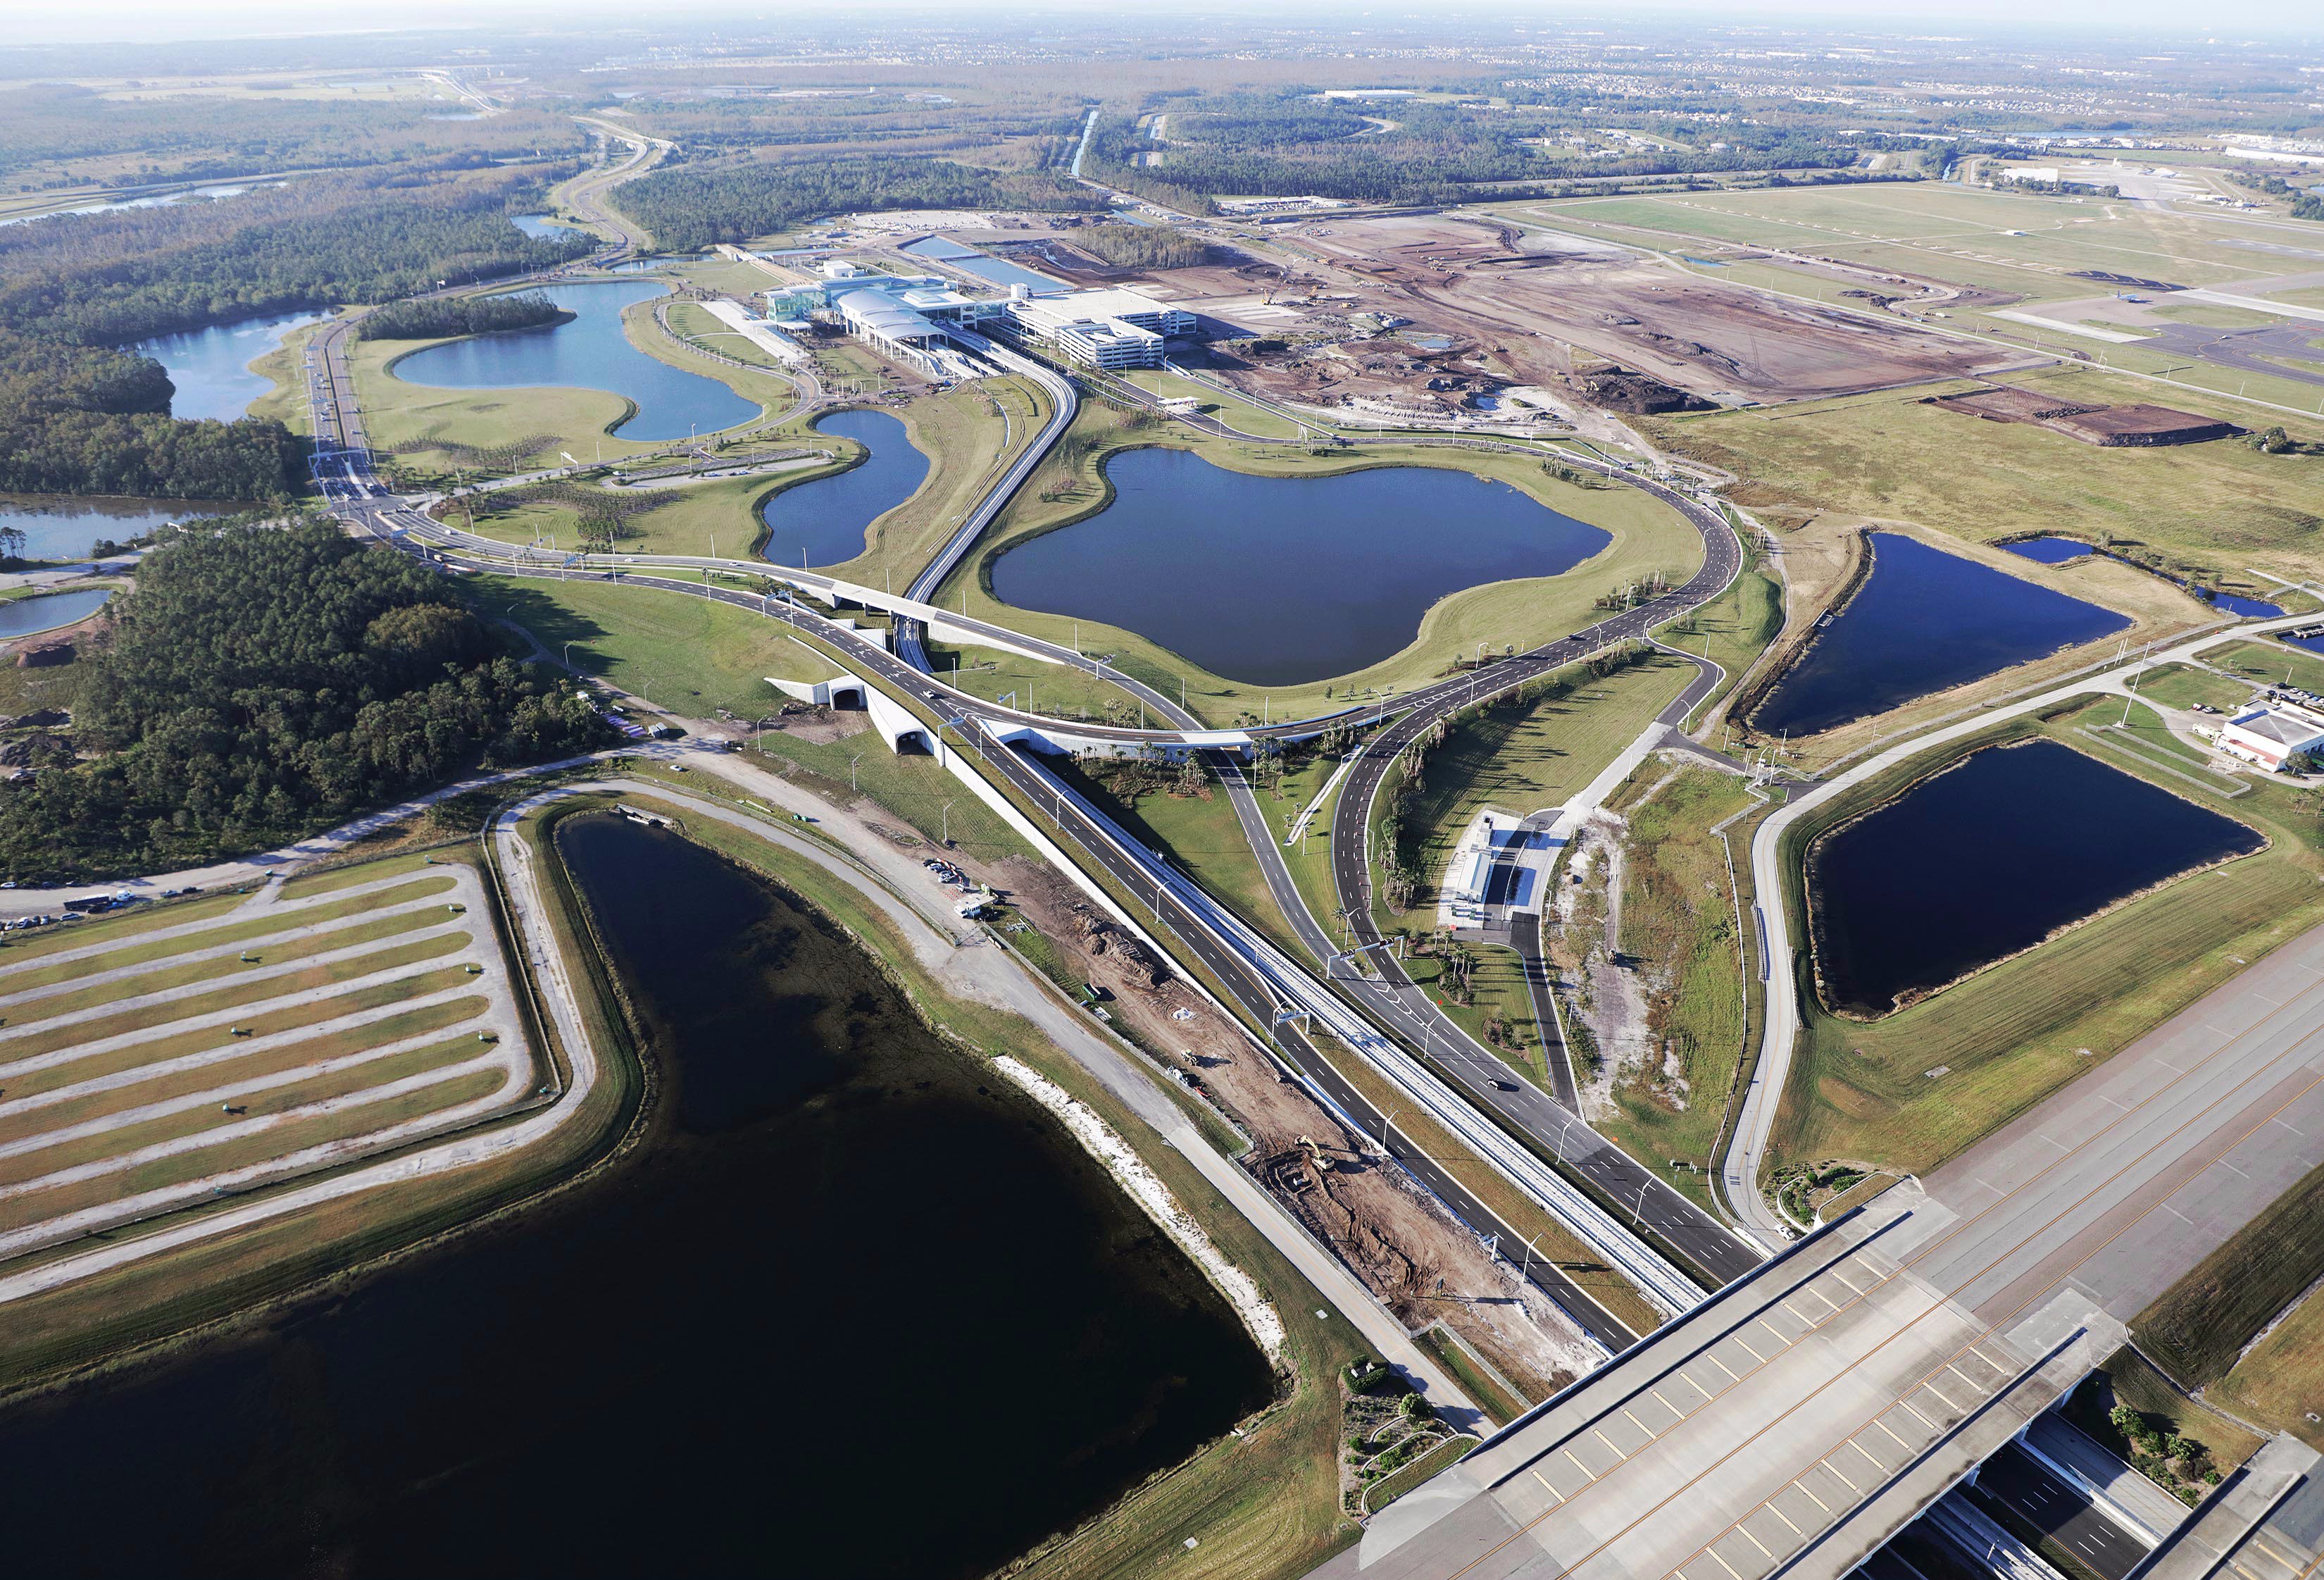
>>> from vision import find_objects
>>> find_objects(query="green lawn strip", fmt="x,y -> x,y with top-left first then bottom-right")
0,1065 -> 511,1236
2137,663 -> 2263,715
4,876 -> 456,993
1120,369 -> 1302,440
616,292 -> 800,414
735,730 -> 1026,864
613,800 -> 1367,1580
2204,637 -> 2324,695
1043,755 -> 1287,946
2213,1277 -> 2324,1452
1361,1434 -> 1478,1516
920,637 -> 1130,720
933,401 -> 1706,727
1648,364 -> 2324,590
1418,944 -> 1552,1088
1,906 -> 461,1027
0,996 -> 488,1140
2066,1348 -> 2262,1489
280,850 -> 449,900
662,299 -> 784,371
2137,1144 -> 2324,1390
470,573 -> 835,715
1594,768 -> 1758,1208
0,1034 -> 498,1191
0,892 -> 246,964
1380,654 -> 1693,926
1413,1324 -> 1528,1425
1316,1028 -> 1666,1339
0,935 -> 471,1064
1770,704 -> 2324,1177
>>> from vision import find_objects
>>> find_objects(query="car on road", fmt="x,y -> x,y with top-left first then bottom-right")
1491,1079 -> 1519,1092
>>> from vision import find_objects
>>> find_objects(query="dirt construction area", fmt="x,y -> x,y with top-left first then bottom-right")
992,854 -> 1599,1408
1235,212 -> 2039,406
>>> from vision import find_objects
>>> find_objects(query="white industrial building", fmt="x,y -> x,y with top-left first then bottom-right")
995,287 -> 1195,370
2216,701 -> 2324,773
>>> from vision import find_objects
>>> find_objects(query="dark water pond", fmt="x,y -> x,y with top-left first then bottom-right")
2001,535 -> 2282,617
0,814 -> 1269,1578
132,309 -> 323,423
1755,533 -> 2131,737
390,280 -> 758,442
758,409 -> 930,568
0,494 -> 230,561
987,447 -> 1612,685
1809,739 -> 2262,1016
0,588 -> 111,638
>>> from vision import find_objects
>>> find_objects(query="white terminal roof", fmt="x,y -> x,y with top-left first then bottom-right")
835,290 -> 942,340
2228,706 -> 2324,747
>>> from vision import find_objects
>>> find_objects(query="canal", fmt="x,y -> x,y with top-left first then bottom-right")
987,447 -> 1613,685
1808,739 -> 2263,1016
1756,533 -> 2131,738
0,812 -> 1271,1578
758,409 -> 931,568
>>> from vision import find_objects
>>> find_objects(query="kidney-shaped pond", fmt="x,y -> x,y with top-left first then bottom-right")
758,408 -> 930,568
1808,739 -> 2263,1017
389,280 -> 758,443
987,447 -> 1613,685
1754,534 -> 2132,738
0,813 -> 1273,1579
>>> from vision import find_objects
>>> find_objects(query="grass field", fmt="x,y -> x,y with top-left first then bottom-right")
1597,767 -> 1761,1208
1120,368 -> 1303,440
0,854 -> 539,1257
2206,637 -> 2324,695
935,402 -> 1706,726
466,573 -> 836,716
1649,365 -> 2324,591
1769,696 -> 2324,1176
919,637 -> 1130,720
2135,662 -> 2261,715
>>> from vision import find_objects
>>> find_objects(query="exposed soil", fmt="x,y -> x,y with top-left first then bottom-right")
992,856 -> 1595,1404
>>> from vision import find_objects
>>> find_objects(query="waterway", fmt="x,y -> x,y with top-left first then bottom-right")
0,588 -> 111,640
757,409 -> 930,568
0,494 -> 230,561
1808,738 -> 2263,1016
899,234 -> 1068,296
0,813 -> 1270,1578
510,213 -> 566,238
389,280 -> 758,442
1755,533 -> 2132,738
987,447 -> 1613,685
2001,535 -> 2282,617
131,309 -> 323,423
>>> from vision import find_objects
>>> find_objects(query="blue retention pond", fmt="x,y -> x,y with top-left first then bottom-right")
758,409 -> 931,568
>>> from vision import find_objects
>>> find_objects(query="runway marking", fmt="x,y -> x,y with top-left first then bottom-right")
1734,1523 -> 1774,1559
1873,1417 -> 1913,1450
1766,1501 -> 1804,1536
1794,1479 -> 1830,1512
1896,1398 -> 1935,1429
1592,1428 -> 1630,1462
1532,1467 -> 1568,1504
2277,1116 -> 2306,1137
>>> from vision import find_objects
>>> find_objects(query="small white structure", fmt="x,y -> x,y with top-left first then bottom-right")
2216,700 -> 2324,772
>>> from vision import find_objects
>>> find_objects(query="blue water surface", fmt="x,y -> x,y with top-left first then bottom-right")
2000,537 -> 2092,565
132,310 -> 323,423
988,447 -> 1611,686
1754,533 -> 2130,736
389,281 -> 757,442
758,409 -> 931,568
899,235 -> 1068,296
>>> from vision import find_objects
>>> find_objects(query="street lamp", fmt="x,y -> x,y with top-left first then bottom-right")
850,753 -> 862,793
940,800 -> 956,846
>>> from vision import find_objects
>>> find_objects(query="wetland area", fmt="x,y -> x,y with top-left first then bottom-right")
0,814 -> 1270,1579
1808,739 -> 2263,1017
987,447 -> 1613,685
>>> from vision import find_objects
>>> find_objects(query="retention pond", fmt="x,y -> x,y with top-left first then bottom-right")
132,309 -> 323,423
987,447 -> 1612,685
758,409 -> 930,568
1755,533 -> 2131,738
389,280 -> 758,442
0,812 -> 1270,1578
1808,738 -> 2263,1016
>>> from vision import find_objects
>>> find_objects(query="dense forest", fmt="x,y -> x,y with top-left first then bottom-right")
614,154 -> 1108,249
0,522 -> 611,881
359,291 -> 569,340
0,165 -> 589,497
1097,92 -> 1860,206
1073,223 -> 1211,270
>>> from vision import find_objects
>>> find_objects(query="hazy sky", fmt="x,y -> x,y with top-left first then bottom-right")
10,0 -> 2321,47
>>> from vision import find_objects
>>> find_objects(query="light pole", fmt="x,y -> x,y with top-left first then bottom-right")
1518,1233 -> 1541,1287
1631,1178 -> 1650,1232
940,800 -> 956,847
850,754 -> 863,793
1379,1105 -> 1400,1152
563,640 -> 577,672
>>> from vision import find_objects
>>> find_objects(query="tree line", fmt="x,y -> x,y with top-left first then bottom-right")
0,521 -> 612,881
359,292 -> 570,341
1073,223 -> 1211,270
614,155 -> 1108,251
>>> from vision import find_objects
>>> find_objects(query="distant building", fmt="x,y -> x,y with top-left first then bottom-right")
2216,701 -> 2324,773
996,287 -> 1195,370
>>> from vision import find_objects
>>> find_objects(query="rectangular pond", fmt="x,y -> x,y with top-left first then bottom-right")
1754,533 -> 2132,738
1807,738 -> 2263,1016
899,235 -> 1070,296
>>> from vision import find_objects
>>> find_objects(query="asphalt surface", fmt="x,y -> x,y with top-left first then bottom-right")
1971,1444 -> 2149,1580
